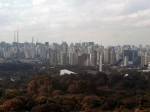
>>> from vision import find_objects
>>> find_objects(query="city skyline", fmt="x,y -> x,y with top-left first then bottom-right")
0,0 -> 150,46
1,38 -> 150,47
0,39 -> 149,68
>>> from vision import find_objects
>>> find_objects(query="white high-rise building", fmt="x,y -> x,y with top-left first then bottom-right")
145,53 -> 148,66
90,50 -> 97,66
69,52 -> 78,65
115,46 -> 121,62
124,56 -> 128,66
99,54 -> 102,72
96,46 -> 104,65
88,45 -> 94,53
141,54 -> 150,67
30,43 -> 36,58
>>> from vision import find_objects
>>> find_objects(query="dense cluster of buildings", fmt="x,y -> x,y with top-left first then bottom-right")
0,39 -> 150,69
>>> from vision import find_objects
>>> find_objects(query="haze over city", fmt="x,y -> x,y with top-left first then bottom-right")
0,0 -> 150,46
1,1 -> 150,111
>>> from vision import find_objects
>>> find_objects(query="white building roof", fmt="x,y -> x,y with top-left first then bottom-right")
124,74 -> 129,77
60,69 -> 76,75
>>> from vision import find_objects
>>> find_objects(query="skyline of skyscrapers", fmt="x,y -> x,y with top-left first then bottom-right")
0,38 -> 150,72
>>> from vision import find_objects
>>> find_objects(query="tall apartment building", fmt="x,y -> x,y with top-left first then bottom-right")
52,43 -> 59,53
60,52 -> 68,65
99,53 -> 103,72
50,50 -> 57,66
30,43 -> 36,58
110,49 -> 116,65
141,54 -> 150,67
40,45 -> 46,58
123,50 -> 138,63
104,48 -> 110,64
90,50 -> 97,66
61,42 -> 68,52
69,52 -> 78,65
78,53 -> 88,66
124,56 -> 129,66
85,56 -> 90,66
115,46 -> 121,62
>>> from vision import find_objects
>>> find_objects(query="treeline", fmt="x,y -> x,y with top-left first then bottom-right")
0,63 -> 33,71
0,71 -> 150,111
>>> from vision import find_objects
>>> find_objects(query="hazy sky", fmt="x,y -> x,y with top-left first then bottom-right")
0,0 -> 150,46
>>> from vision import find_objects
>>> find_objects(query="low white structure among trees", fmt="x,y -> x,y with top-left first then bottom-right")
60,69 -> 76,75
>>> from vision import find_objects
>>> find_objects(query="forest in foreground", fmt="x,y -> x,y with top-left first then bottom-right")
0,67 -> 150,111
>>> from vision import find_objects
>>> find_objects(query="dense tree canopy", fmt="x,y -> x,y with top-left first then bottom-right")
0,69 -> 150,111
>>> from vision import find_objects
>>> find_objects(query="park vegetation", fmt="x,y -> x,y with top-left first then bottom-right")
0,63 -> 149,111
